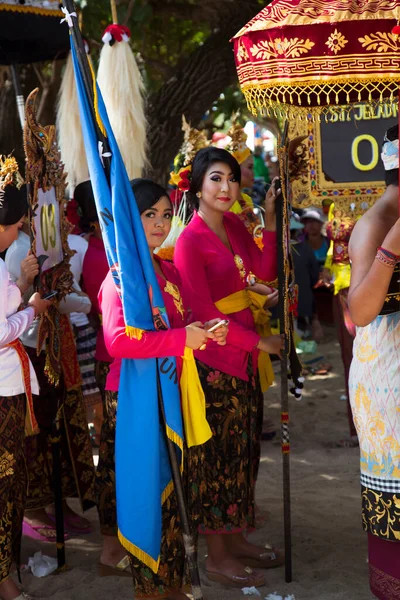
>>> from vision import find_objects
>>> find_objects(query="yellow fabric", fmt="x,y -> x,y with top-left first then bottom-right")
180,347 -> 212,448
230,192 -> 253,215
215,290 -> 274,392
324,203 -> 351,295
331,263 -> 351,295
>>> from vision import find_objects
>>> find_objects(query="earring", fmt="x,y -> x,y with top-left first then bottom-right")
0,224 -> 5,233
196,192 -> 202,199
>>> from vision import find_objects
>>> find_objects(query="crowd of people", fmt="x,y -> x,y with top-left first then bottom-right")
0,122 -> 399,600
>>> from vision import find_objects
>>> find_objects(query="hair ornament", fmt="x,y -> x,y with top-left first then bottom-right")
0,155 -> 24,209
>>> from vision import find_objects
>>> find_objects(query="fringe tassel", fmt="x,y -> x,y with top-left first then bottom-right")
56,53 -> 89,193
125,325 -> 144,340
242,78 -> 400,119
118,529 -> 160,573
254,236 -> 264,251
44,354 -> 60,387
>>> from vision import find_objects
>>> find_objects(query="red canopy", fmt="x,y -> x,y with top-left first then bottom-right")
233,0 -> 400,117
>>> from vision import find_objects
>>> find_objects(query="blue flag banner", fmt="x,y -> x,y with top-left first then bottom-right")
70,41 -> 183,572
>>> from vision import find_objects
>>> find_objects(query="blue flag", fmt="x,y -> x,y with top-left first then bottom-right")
70,42 -> 184,572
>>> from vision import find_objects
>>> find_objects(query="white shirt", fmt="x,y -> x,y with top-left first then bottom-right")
0,258 -> 39,396
6,232 -> 92,349
68,234 -> 89,328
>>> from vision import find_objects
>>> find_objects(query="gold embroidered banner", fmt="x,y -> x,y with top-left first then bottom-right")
233,0 -> 400,117
289,101 -> 398,213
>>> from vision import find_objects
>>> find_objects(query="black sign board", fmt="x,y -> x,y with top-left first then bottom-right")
320,104 -> 397,184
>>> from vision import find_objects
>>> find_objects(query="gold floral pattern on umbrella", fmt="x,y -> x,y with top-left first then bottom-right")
233,0 -> 400,117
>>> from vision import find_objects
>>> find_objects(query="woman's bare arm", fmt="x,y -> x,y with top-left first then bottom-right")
349,210 -> 400,327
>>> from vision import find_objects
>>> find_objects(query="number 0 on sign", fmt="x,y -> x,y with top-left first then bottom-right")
34,187 -> 63,272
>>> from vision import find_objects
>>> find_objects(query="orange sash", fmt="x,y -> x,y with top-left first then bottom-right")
7,339 -> 39,436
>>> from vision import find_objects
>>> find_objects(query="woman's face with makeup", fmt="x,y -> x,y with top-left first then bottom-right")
199,161 -> 240,213
140,196 -> 173,250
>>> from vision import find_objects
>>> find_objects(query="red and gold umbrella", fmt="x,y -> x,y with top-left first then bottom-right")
232,1 -> 400,585
233,0 -> 400,118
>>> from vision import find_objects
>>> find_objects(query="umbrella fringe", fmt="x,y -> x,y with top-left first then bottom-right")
242,77 -> 400,119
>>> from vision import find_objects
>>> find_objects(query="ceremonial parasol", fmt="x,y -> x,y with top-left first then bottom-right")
233,0 -> 400,585
0,0 -> 70,127
233,0 -> 400,119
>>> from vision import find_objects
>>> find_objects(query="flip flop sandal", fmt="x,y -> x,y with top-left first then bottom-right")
22,519 -> 69,543
98,555 -> 132,578
205,566 -> 265,588
46,513 -> 93,535
237,546 -> 285,570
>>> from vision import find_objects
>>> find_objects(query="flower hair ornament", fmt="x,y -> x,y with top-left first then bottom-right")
169,116 -> 209,190
225,113 -> 251,165
0,155 -> 24,209
160,117 -> 209,260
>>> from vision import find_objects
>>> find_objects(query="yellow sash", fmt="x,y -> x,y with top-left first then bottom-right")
215,290 -> 274,393
180,347 -> 212,448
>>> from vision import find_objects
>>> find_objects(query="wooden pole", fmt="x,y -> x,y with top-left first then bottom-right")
276,121 -> 293,583
156,364 -> 203,600
110,0 -> 118,24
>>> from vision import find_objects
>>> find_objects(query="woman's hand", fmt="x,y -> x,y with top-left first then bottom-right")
204,318 -> 228,346
264,289 -> 279,308
263,177 -> 281,231
185,322 -> 210,350
257,334 -> 285,358
321,268 -> 333,288
27,292 -> 51,317
17,250 -> 39,294
247,282 -> 273,296
246,282 -> 279,308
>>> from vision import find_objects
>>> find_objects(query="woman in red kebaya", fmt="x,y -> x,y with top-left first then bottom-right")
174,147 -> 284,589
99,178 -> 227,599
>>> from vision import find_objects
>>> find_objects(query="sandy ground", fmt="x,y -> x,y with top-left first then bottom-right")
19,328 -> 373,600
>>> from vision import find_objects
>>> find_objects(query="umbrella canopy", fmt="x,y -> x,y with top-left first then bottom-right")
0,0 -> 69,64
233,0 -> 400,117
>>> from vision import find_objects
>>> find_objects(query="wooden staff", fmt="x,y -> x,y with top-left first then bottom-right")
276,121 -> 292,583
156,364 -> 203,600
62,2 -> 204,596
50,408 -> 66,569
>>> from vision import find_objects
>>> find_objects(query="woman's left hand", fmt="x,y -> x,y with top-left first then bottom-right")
204,319 -> 228,346
246,282 -> 273,296
264,177 -> 281,231
246,282 -> 279,308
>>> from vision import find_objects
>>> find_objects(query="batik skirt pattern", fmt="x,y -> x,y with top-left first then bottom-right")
0,394 -> 26,584
189,360 -> 262,534
95,390 -> 118,535
349,312 -> 400,598
74,324 -> 100,404
25,348 -> 95,511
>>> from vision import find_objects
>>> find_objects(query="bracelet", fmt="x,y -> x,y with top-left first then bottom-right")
375,247 -> 400,268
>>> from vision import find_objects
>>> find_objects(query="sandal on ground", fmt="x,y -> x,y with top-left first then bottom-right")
237,546 -> 285,569
22,519 -> 69,543
205,566 -> 265,588
98,555 -> 131,577
46,513 -> 92,535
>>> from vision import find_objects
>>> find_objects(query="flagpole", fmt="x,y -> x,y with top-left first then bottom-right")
276,121 -> 293,584
62,3 -> 204,595
156,364 -> 203,600
62,0 -> 111,178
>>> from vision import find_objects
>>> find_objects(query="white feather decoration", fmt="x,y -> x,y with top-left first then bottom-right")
56,53 -> 89,196
97,34 -> 147,180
